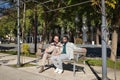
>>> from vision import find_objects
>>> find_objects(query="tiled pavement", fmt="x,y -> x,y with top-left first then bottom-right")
0,53 -> 120,80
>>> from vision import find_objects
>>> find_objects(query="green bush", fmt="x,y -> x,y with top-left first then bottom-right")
21,43 -> 30,56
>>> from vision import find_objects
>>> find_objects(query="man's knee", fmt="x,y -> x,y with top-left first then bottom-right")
46,46 -> 55,53
42,53 -> 48,59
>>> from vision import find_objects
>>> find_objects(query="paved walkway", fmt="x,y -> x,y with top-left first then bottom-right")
0,65 -> 55,80
0,53 -> 120,80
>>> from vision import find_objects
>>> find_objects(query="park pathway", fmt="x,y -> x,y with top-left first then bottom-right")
0,53 -> 120,80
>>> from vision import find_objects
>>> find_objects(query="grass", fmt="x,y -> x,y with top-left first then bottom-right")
0,51 -> 17,55
0,51 -> 36,58
78,58 -> 120,70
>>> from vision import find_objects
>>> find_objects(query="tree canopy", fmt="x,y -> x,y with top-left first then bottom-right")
0,0 -> 119,42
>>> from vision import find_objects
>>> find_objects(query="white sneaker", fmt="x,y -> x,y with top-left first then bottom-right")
57,69 -> 63,74
54,68 -> 59,73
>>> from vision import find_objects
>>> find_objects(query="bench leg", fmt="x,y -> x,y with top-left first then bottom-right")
73,62 -> 76,76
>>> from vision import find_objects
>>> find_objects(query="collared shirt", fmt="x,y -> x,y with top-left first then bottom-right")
50,42 -> 61,47
62,43 -> 66,54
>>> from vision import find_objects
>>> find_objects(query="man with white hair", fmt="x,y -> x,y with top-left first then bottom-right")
39,35 -> 62,73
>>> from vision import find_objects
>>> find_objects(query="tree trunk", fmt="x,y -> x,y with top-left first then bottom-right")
42,17 -> 47,43
33,6 -> 38,53
110,30 -> 118,61
22,2 -> 26,43
96,28 -> 100,45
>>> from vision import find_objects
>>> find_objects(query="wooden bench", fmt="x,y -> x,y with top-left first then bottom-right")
36,44 -> 86,76
73,49 -> 86,75
62,49 -> 86,76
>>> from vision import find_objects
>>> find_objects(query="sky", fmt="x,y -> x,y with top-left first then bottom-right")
0,0 -> 13,16
0,0 -> 12,9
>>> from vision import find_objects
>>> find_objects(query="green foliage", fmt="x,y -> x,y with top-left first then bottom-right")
21,43 -> 30,56
0,15 -> 16,38
91,0 -> 117,9
74,38 -> 83,44
105,0 -> 117,9
0,51 -> 36,58
0,0 -> 119,42
0,51 -> 17,55
25,9 -> 33,32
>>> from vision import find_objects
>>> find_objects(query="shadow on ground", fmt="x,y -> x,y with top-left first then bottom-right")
86,61 -> 102,80
0,59 -> 15,65
39,63 -> 86,74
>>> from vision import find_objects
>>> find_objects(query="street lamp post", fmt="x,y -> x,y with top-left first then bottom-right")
101,0 -> 107,80
17,0 -> 21,67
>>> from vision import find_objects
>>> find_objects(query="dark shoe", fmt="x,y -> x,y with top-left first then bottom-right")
39,66 -> 44,73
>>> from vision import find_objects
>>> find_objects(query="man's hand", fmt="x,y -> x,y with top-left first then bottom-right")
45,48 -> 49,53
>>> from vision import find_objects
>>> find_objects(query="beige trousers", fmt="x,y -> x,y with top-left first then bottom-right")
41,46 -> 60,66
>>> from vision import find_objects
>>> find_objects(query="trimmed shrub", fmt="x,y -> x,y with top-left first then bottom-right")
74,38 -> 83,44
21,43 -> 30,56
